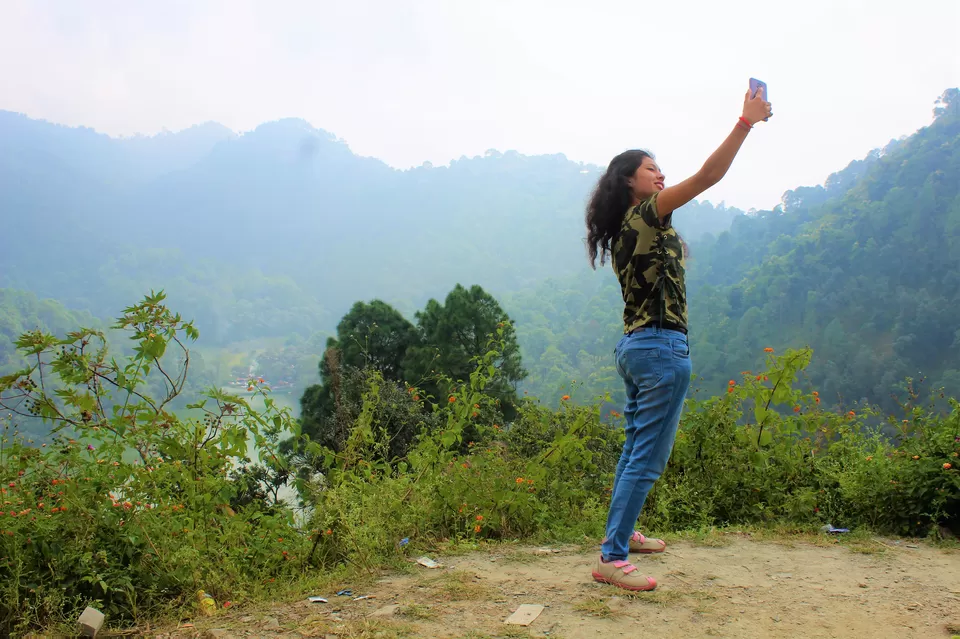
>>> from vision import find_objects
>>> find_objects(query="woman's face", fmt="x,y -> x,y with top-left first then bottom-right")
629,156 -> 665,202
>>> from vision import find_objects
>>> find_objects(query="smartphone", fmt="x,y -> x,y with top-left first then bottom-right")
749,78 -> 769,121
749,78 -> 767,100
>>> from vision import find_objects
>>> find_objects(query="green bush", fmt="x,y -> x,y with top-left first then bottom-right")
299,339 -> 621,570
643,348 -> 960,536
2,295 -> 958,636
0,293 -> 307,634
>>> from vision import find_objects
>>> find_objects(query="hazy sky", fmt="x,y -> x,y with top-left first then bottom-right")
1,0 -> 958,210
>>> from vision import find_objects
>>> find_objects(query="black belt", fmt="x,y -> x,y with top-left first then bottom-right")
629,321 -> 687,335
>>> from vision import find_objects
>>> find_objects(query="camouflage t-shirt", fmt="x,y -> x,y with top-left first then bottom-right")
612,192 -> 687,333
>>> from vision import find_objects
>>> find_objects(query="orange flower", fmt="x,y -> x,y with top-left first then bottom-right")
726,387 -> 734,394
912,455 -> 920,460
516,477 -> 524,484
728,380 -> 736,386
448,396 -> 456,403
561,395 -> 570,401
764,347 -> 774,353
793,406 -> 801,412
475,514 -> 483,521
413,395 -> 420,401
812,391 -> 819,397
944,463 -> 953,470
865,456 -> 873,461
474,524 -> 481,533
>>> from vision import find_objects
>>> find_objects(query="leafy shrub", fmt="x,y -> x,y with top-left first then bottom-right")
2,295 -> 958,636
0,293 -> 307,634
301,332 -> 618,569
643,348 -> 960,535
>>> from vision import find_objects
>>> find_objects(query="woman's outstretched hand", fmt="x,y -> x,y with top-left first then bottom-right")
742,86 -> 772,126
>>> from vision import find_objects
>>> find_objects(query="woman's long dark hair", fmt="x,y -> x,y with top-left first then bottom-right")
585,150 -> 653,269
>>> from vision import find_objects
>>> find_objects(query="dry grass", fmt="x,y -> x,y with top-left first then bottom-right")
572,595 -> 619,618
397,603 -> 434,620
416,569 -> 493,602
324,617 -> 417,638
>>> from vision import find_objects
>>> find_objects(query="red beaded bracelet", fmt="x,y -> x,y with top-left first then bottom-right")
737,116 -> 752,130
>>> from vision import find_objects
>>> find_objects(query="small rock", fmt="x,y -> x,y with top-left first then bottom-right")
370,604 -> 400,618
859,583 -> 868,588
240,616 -> 255,623
202,630 -> 230,639
263,617 -> 281,630
78,607 -> 105,637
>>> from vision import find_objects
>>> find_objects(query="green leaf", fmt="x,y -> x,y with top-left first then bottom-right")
754,404 -> 768,426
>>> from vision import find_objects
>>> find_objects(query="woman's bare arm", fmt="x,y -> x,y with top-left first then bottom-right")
656,87 -> 772,219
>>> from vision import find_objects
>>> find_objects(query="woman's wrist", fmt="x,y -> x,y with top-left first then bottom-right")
737,116 -> 753,131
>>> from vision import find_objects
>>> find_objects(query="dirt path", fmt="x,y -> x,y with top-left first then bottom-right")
159,535 -> 960,639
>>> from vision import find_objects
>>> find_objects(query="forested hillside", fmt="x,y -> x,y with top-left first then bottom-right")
0,290 -> 99,373
512,89 -> 960,411
0,110 -> 739,345
2,89 -> 958,416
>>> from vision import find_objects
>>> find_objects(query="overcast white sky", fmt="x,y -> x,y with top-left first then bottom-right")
1,0 -> 958,210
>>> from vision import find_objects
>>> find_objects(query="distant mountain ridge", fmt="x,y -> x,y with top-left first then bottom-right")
0,109 -> 741,344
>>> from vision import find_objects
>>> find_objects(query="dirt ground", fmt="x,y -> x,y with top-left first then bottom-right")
152,533 -> 960,639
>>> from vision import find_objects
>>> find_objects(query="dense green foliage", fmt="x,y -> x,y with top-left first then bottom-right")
296,284 -> 525,465
0,290 -> 99,374
2,295 -> 958,635
0,294 -> 305,634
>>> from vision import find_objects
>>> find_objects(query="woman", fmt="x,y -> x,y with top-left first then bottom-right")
585,86 -> 772,591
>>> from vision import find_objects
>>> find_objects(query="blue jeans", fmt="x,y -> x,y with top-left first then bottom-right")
600,327 -> 691,561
